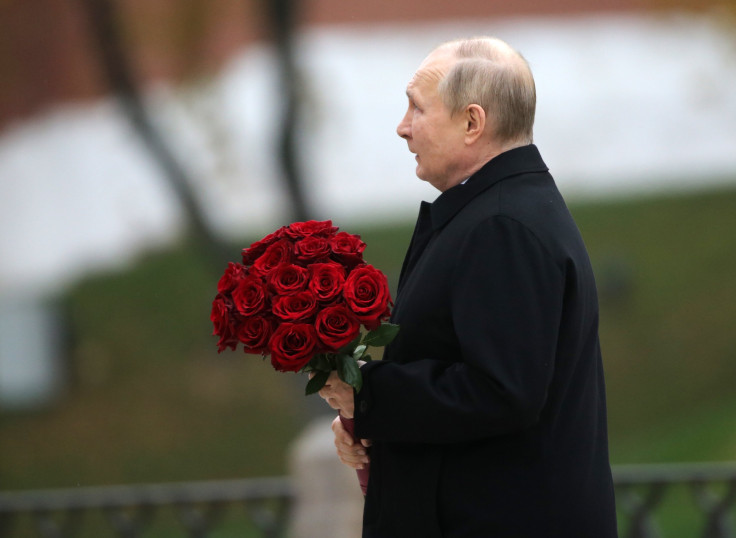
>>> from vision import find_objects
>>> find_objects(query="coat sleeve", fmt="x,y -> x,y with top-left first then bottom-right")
354,215 -> 565,444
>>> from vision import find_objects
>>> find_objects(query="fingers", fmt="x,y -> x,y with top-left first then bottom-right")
320,395 -> 340,411
336,437 -> 370,469
318,371 -> 339,400
318,372 -> 355,417
331,415 -> 349,438
331,416 -> 370,469
317,386 -> 332,402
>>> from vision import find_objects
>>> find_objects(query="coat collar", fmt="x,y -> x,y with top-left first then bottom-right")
429,144 -> 548,231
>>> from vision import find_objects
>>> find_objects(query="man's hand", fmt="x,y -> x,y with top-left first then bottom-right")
331,415 -> 372,470
317,369 -> 357,418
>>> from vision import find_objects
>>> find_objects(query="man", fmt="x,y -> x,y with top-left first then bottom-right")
318,37 -> 618,537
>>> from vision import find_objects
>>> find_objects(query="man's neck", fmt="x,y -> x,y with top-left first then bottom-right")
442,140 -> 527,191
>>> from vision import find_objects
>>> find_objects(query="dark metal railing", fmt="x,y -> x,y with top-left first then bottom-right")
1,463 -> 735,537
614,462 -> 736,538
0,476 -> 293,538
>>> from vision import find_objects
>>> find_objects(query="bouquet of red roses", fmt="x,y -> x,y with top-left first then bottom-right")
210,220 -> 398,396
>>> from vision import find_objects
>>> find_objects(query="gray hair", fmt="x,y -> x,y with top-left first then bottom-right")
437,37 -> 536,144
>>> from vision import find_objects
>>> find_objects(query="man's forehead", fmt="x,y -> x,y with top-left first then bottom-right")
408,49 -> 455,87
406,64 -> 451,97
414,66 -> 444,85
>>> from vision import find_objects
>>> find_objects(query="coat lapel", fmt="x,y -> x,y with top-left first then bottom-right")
393,145 -> 549,310
396,201 -> 434,297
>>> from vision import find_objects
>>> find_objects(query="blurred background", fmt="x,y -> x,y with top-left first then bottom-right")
1,0 -> 735,535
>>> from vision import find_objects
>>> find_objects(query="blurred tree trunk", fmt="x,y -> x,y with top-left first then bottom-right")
264,0 -> 312,223
80,0 -> 229,268
264,0 -> 328,418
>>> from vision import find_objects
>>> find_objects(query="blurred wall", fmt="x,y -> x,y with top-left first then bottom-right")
0,0 -> 657,130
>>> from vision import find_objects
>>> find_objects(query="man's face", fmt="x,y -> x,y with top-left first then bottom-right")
396,50 -> 466,192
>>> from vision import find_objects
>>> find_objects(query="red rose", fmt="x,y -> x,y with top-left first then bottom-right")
213,222 -> 397,368
211,294 -> 238,352
251,238 -> 294,276
269,323 -> 319,372
269,263 -> 309,295
315,305 -> 361,351
217,262 -> 245,293
285,220 -> 339,239
242,226 -> 287,265
330,232 -> 366,267
343,265 -> 392,330
309,262 -> 346,303
295,236 -> 331,263
272,291 -> 318,321
231,275 -> 269,316
237,316 -> 273,354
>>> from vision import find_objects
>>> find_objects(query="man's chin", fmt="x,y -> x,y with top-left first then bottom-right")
414,169 -> 447,191
415,165 -> 427,181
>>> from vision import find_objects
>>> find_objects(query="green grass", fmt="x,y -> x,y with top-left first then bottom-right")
1,186 -> 735,535
571,188 -> 736,456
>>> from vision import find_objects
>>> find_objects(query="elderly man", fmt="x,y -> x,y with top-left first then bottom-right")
319,37 -> 618,537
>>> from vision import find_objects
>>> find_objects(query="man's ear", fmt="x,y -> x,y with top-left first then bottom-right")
464,104 -> 486,144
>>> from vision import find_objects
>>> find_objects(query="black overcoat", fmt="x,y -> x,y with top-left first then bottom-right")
354,145 -> 618,537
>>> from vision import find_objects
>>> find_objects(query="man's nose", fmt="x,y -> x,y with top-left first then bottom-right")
396,112 -> 411,139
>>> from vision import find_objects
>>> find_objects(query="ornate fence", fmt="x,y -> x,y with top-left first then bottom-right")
613,462 -> 736,538
0,477 -> 293,538
1,462 -> 735,537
